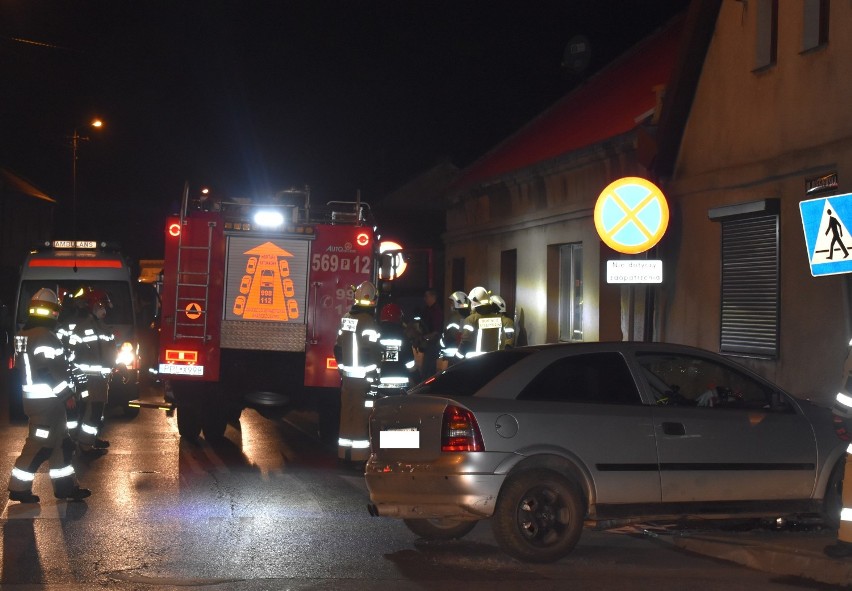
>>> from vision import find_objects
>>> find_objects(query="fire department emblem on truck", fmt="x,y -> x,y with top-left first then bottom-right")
232,241 -> 300,321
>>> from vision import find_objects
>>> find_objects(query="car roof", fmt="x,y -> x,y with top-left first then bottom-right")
511,341 -> 721,357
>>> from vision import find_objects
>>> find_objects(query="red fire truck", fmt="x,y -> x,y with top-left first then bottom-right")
152,186 -> 379,441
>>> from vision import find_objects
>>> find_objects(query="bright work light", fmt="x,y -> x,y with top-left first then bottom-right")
254,210 -> 285,228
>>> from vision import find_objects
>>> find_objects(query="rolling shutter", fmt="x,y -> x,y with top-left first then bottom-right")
719,213 -> 779,358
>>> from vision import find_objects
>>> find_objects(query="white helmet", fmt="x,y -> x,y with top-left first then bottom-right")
449,290 -> 469,310
490,294 -> 506,314
353,281 -> 378,307
468,286 -> 490,309
29,288 -> 61,320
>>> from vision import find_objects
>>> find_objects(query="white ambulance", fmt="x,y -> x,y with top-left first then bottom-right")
8,240 -> 141,419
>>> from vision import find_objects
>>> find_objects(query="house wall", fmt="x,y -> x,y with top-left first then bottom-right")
664,0 -> 852,404
444,136 -> 648,345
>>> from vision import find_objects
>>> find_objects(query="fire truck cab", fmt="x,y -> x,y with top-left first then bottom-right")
156,186 -> 378,441
8,240 -> 142,419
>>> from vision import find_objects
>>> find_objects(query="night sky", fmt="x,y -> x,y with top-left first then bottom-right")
1,0 -> 689,261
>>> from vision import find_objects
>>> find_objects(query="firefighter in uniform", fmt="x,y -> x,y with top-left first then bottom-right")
334,281 -> 381,463
63,288 -> 114,454
458,286 -> 503,359
825,358 -> 852,558
438,291 -> 470,370
371,303 -> 416,403
7,288 -> 91,503
489,294 -> 515,350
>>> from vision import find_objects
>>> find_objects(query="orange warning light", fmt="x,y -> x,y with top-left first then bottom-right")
327,357 -> 338,370
168,223 -> 181,237
165,349 -> 198,363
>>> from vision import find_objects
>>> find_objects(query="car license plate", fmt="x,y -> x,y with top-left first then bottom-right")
380,428 -> 419,449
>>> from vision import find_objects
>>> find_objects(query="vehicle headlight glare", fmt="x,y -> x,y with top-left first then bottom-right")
116,342 -> 137,369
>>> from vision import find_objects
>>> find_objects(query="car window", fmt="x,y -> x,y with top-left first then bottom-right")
635,352 -> 786,411
516,352 -> 641,405
408,349 -> 532,396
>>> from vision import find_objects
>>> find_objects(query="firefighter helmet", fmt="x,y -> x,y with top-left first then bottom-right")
29,288 -> 61,320
380,303 -> 403,323
490,294 -> 506,315
468,286 -> 490,309
449,291 -> 470,310
353,281 -> 378,307
85,288 -> 112,313
73,287 -> 111,314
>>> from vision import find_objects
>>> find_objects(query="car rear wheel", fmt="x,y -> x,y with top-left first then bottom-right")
403,518 -> 477,540
492,469 -> 584,563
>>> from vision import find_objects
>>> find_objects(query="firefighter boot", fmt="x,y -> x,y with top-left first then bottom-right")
824,540 -> 852,559
55,487 -> 91,502
9,490 -> 40,503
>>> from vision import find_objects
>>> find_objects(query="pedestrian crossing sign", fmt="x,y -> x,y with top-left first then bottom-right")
799,193 -> 852,277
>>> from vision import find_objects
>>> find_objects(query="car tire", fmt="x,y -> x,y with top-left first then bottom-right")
822,457 -> 845,530
403,518 -> 477,540
492,469 -> 584,563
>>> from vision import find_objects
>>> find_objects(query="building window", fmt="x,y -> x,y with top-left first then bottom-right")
802,0 -> 829,51
755,0 -> 778,69
709,200 -> 780,358
558,243 -> 583,342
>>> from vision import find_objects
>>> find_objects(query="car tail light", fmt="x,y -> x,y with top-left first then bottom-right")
441,405 -> 485,452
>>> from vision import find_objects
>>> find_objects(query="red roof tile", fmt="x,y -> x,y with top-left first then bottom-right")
455,14 -> 685,190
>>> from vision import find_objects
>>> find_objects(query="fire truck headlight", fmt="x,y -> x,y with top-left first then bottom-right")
116,342 -> 137,369
254,210 -> 284,228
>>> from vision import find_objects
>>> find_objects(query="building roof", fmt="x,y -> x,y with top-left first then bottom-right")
453,13 -> 686,191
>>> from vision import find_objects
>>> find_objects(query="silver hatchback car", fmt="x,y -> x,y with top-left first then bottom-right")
365,342 -> 847,563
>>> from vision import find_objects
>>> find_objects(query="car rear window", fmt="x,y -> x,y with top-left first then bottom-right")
517,352 -> 641,405
409,349 -> 533,396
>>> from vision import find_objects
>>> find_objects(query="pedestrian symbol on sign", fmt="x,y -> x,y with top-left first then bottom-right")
799,193 -> 852,277
822,208 -> 850,260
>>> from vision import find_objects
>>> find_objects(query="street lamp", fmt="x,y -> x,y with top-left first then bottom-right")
71,118 -> 104,240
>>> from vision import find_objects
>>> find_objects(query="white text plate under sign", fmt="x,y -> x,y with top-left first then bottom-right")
607,260 -> 663,284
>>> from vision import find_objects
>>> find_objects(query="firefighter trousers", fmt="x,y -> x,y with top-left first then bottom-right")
8,398 -> 80,497
338,376 -> 372,462
77,374 -> 108,446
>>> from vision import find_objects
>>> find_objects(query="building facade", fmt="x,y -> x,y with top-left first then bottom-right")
443,15 -> 685,347
443,0 -> 850,406
660,0 -> 850,404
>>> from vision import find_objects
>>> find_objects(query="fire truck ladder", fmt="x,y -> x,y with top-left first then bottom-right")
172,221 -> 215,342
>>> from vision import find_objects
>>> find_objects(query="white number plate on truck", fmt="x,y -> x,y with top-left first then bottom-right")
159,364 -> 204,376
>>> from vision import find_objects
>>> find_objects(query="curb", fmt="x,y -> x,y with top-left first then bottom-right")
670,533 -> 852,588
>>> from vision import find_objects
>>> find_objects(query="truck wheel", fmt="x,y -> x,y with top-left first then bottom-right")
176,406 -> 202,440
123,405 -> 141,419
491,469 -> 584,563
202,409 -> 227,441
403,518 -> 477,540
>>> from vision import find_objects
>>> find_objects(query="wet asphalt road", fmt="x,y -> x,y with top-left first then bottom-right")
0,383 -> 830,590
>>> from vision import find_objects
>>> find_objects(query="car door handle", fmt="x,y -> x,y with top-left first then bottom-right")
661,422 -> 686,436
